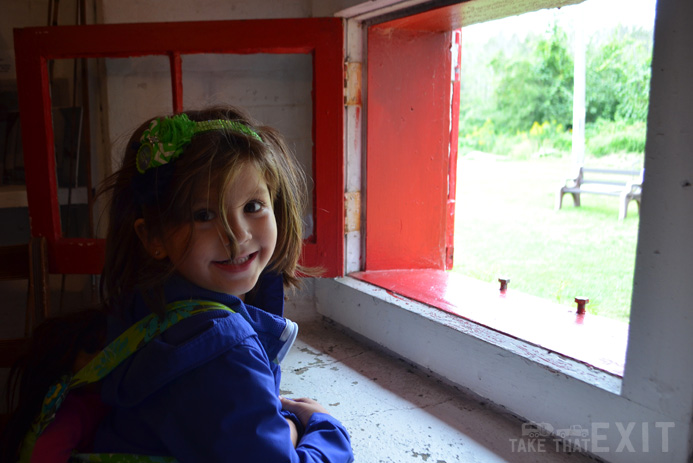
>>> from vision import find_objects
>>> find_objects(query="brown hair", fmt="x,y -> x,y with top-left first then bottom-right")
99,107 -> 310,315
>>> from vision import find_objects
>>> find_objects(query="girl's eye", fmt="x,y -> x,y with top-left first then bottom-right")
244,201 -> 263,214
193,209 -> 216,222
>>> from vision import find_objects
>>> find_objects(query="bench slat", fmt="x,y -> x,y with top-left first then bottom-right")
581,167 -> 641,176
580,179 -> 633,186
556,166 -> 643,220
562,186 -> 624,196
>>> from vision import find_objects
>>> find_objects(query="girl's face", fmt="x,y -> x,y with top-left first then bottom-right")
160,163 -> 278,297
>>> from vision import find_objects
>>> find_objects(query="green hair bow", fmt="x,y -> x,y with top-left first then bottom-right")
136,114 -> 262,174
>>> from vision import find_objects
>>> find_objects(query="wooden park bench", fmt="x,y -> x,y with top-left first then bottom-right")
555,166 -> 644,221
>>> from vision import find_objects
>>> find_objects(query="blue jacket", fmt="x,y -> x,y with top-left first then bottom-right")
94,273 -> 354,463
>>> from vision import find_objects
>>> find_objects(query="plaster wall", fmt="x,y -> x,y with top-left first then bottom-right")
96,0 -> 362,231
1,0 -> 86,81
95,0 -> 319,166
98,0 -> 364,23
102,54 -> 313,187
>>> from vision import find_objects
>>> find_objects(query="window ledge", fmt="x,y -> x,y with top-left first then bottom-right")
316,271 -> 625,395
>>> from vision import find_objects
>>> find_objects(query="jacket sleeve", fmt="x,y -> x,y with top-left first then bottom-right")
138,332 -> 354,463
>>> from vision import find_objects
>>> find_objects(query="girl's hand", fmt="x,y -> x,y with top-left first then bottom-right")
284,416 -> 299,447
280,396 -> 330,427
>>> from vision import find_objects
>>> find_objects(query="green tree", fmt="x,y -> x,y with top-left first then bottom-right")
458,19 -> 652,157
586,26 -> 653,124
490,24 -> 574,133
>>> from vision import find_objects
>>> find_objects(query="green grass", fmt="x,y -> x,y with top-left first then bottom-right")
451,154 -> 640,322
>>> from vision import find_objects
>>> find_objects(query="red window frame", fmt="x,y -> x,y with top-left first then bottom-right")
13,18 -> 344,276
365,15 -> 457,271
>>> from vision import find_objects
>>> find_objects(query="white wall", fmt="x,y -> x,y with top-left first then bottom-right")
103,53 -> 313,186
97,0 -> 362,232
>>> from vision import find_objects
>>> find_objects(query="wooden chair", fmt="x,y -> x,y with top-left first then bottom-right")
0,237 -> 49,430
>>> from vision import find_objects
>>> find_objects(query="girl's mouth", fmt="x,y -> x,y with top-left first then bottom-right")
214,252 -> 258,272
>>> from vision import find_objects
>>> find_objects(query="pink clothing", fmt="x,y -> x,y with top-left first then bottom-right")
31,391 -> 110,463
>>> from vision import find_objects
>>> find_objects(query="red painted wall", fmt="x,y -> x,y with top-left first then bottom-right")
366,24 -> 452,270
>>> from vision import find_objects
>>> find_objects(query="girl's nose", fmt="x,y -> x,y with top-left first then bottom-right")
230,217 -> 252,245
217,227 -> 232,248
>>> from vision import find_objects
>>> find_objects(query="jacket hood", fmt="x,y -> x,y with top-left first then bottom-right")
101,272 -> 297,407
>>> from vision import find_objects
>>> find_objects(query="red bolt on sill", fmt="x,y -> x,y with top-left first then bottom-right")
498,277 -> 510,293
575,297 -> 589,315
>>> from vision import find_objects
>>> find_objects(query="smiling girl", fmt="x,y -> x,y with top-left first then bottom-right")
8,107 -> 353,463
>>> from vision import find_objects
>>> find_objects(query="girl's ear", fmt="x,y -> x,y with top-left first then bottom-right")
134,218 -> 167,260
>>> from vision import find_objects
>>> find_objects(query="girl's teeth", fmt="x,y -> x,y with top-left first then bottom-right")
231,255 -> 250,265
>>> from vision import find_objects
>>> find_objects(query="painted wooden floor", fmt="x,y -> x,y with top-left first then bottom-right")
283,302 -> 599,463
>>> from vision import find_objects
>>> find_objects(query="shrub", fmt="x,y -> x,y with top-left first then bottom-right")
552,130 -> 573,151
586,120 -> 646,156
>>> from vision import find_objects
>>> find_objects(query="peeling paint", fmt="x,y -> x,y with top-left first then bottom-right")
410,448 -> 432,460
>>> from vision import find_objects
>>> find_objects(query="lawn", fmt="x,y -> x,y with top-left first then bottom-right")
451,153 -> 641,322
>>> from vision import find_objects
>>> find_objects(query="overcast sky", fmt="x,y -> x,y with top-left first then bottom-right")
465,0 -> 657,41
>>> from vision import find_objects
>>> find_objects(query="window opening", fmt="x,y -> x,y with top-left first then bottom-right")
453,0 -> 656,322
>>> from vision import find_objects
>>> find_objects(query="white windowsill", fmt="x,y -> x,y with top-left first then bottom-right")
315,276 -> 622,396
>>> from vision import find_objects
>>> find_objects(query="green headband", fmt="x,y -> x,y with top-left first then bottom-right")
136,114 -> 262,173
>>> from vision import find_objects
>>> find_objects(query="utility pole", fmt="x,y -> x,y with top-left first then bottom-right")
572,3 -> 586,166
